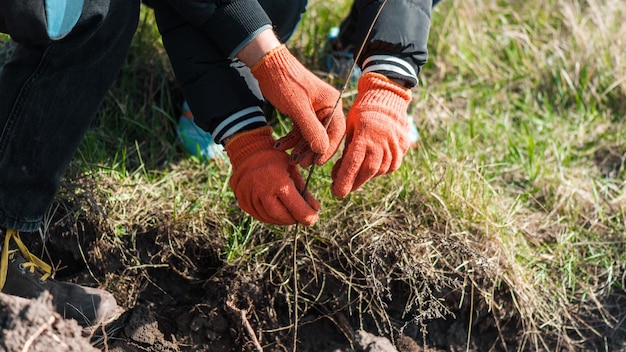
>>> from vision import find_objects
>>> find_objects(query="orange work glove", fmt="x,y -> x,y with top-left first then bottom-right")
251,44 -> 346,166
331,73 -> 412,198
225,126 -> 320,226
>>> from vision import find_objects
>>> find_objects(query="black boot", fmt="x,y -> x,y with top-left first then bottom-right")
0,228 -> 120,327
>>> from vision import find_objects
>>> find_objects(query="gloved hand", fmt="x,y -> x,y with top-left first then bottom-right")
251,44 -> 346,166
332,73 -> 412,198
225,126 -> 320,226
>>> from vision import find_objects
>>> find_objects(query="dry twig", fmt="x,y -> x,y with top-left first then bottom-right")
21,316 -> 61,352
226,297 -> 263,352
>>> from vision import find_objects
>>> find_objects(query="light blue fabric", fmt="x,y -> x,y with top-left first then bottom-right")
45,0 -> 84,39
177,101 -> 227,162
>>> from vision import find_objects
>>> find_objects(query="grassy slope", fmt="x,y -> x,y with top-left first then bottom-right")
46,0 -> 626,350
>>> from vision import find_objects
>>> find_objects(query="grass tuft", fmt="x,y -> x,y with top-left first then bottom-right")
1,0 -> 623,349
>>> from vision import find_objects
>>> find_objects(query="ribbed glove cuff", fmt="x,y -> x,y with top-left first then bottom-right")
251,44 -> 297,79
356,73 -> 412,121
225,126 -> 274,166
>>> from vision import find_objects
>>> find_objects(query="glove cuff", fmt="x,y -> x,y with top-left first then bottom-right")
357,72 -> 412,119
225,126 -> 275,166
251,44 -> 302,80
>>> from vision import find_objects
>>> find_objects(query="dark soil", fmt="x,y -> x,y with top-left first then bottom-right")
4,180 -> 626,352
0,292 -> 98,352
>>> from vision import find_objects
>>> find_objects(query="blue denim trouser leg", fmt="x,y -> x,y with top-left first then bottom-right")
0,0 -> 140,232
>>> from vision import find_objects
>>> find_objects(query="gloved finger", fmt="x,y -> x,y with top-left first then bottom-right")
292,114 -> 346,167
289,108 -> 330,155
282,105 -> 346,167
386,138 -> 408,174
288,165 -> 320,211
350,149 -> 384,193
273,167 -> 319,226
241,166 -> 317,226
274,128 -> 302,152
257,194 -> 299,225
278,190 -> 319,226
274,126 -> 315,166
331,144 -> 368,198
233,180 -> 290,225
236,191 -> 275,225
290,140 -> 314,167
315,106 -> 346,165
375,144 -> 394,176
329,132 -> 354,184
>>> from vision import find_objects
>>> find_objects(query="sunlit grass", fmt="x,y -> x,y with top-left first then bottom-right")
16,0 -> 624,349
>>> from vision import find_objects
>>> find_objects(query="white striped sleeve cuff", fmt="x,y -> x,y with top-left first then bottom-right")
212,106 -> 268,144
362,55 -> 418,88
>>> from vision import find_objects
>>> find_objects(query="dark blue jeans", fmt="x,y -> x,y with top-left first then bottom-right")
0,0 -> 140,232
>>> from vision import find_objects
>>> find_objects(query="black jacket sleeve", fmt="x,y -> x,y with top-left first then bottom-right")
162,0 -> 272,57
0,0 -> 52,44
354,0 -> 432,87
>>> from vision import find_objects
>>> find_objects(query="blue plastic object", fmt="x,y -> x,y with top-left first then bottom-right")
45,0 -> 84,39
177,101 -> 226,162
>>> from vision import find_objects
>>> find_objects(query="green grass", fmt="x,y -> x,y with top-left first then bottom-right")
31,0 -> 626,349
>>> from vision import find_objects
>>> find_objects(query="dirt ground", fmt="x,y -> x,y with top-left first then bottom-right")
1,228 -> 516,352
3,178 -> 626,352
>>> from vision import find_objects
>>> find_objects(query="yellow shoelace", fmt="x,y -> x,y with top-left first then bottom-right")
0,229 -> 52,290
